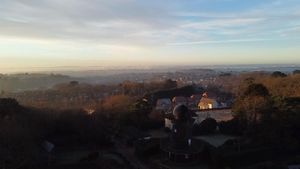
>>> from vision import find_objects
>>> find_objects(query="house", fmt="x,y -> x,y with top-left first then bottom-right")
189,94 -> 202,108
156,98 -> 172,110
198,98 -> 218,109
172,96 -> 188,106
198,92 -> 218,110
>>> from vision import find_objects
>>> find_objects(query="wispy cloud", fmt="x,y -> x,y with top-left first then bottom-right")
0,0 -> 300,45
167,37 -> 300,46
180,18 -> 265,30
0,0 -> 300,68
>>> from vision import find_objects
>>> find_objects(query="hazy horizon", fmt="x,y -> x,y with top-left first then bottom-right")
1,0 -> 300,71
1,63 -> 300,75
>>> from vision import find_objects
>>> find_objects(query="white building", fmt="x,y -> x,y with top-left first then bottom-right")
198,92 -> 219,110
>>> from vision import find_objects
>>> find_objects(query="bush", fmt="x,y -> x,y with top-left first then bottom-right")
271,71 -> 287,78
193,118 -> 217,135
219,119 -> 245,135
293,70 -> 300,75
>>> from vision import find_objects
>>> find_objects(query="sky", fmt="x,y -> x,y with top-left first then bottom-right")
0,0 -> 300,72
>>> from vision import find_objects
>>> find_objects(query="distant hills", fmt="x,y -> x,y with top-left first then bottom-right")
1,64 -> 300,92
0,73 -> 76,92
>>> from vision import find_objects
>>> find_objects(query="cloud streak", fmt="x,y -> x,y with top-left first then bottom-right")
167,37 -> 300,46
0,0 -> 299,45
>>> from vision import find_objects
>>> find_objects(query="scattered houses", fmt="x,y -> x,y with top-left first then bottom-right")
156,92 -> 228,113
161,92 -> 232,129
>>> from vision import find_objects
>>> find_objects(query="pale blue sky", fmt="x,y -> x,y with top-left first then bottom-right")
0,0 -> 300,72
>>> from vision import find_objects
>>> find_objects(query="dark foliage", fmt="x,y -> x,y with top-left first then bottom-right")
293,69 -> 300,75
219,72 -> 232,77
271,71 -> 287,78
218,119 -> 245,135
0,98 -> 116,169
244,83 -> 270,97
0,98 -> 22,117
193,118 -> 217,135
163,79 -> 177,89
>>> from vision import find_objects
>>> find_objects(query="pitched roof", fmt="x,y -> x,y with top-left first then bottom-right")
199,97 -> 216,104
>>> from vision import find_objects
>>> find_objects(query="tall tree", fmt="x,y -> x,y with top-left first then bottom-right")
233,83 -> 272,123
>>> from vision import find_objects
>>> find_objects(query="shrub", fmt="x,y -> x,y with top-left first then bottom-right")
193,118 -> 217,135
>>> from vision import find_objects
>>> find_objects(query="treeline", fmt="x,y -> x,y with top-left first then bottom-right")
0,73 -> 74,92
214,70 -> 300,97
211,78 -> 300,168
1,79 -> 178,110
